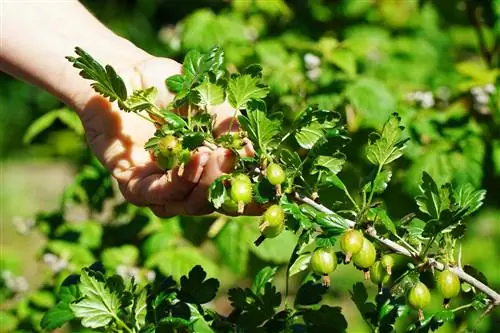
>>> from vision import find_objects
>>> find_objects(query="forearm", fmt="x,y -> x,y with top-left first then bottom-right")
0,0 -> 149,111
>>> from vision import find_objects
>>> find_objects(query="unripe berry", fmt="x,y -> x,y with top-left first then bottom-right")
230,179 -> 253,213
380,254 -> 395,275
340,229 -> 364,263
436,269 -> 460,299
260,205 -> 285,239
408,281 -> 431,320
310,247 -> 337,287
370,261 -> 390,286
352,237 -> 376,269
266,163 -> 286,185
158,135 -> 182,157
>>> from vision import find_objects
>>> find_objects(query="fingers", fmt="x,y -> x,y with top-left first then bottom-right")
118,147 -> 211,206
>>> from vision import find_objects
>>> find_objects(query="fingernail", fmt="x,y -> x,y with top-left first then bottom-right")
199,152 -> 210,167
217,150 -> 235,172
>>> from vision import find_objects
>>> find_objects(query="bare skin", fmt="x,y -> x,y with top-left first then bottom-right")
1,1 -> 254,216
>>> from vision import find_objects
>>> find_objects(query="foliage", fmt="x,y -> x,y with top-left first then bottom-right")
1,0 -> 500,333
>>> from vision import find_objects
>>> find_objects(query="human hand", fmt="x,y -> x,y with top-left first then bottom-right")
77,56 -> 255,216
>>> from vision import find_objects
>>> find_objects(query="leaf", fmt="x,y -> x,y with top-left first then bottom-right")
101,245 -> 139,271
453,183 -> 486,218
134,288 -> 147,329
329,48 -> 356,77
70,270 -> 121,328
179,265 -> 220,305
295,281 -> 328,306
238,107 -> 280,154
362,169 -> 392,195
166,74 -> 185,93
288,253 -> 312,277
279,149 -> 302,171
345,77 -> 396,128
368,207 -> 396,235
182,132 -> 205,150
145,246 -> 219,281
23,108 -> 84,144
207,176 -> 228,209
248,229 -> 298,263
366,113 -> 408,166
321,173 -> 348,191
415,172 -> 442,219
295,122 -> 324,149
228,74 -> 270,110
302,305 -> 348,332
161,110 -> 188,130
312,154 -> 346,175
41,302 -> 75,330
215,219 -> 249,276
66,47 -> 127,104
251,267 -> 278,295
123,87 -> 158,113
195,81 -> 225,106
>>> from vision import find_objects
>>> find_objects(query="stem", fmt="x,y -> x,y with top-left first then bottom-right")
465,0 -> 492,67
344,188 -> 360,211
135,112 -> 156,124
113,315 -> 134,333
451,303 -> 473,313
294,193 -> 500,306
421,235 -> 436,258
366,165 -> 382,209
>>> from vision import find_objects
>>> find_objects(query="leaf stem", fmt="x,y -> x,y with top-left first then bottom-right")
113,315 -> 134,333
294,192 -> 500,307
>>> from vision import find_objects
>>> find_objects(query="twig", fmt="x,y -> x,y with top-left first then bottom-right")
294,192 -> 500,306
465,0 -> 492,67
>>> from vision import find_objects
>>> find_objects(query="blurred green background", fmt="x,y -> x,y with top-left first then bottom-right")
1,0 -> 499,332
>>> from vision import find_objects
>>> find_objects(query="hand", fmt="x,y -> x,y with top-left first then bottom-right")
77,56 -> 253,216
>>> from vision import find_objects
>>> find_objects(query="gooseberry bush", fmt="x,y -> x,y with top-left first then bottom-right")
33,45 -> 499,333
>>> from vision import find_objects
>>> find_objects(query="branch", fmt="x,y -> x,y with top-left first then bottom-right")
465,0 -> 493,67
294,193 -> 500,306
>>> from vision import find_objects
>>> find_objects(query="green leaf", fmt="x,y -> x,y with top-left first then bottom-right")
134,288 -> 147,329
228,74 -> 270,110
215,219 -> 249,276
101,245 -> 139,270
368,207 -> 396,235
23,108 -> 84,144
161,110 -> 188,130
0,311 -> 18,332
366,113 -> 408,166
145,247 -> 219,281
329,48 -> 356,77
362,169 -> 392,195
295,281 -> 328,306
238,107 -> 280,154
288,253 -> 312,277
71,270 -> 121,328
166,74 -> 185,93
195,81 -> 225,106
182,132 -> 206,150
123,87 -> 158,113
321,173 -> 348,191
345,78 -> 396,128
208,176 -> 228,209
252,267 -> 278,295
179,265 -> 220,304
302,305 -> 348,332
415,172 -> 442,219
453,183 -> 486,218
493,139 -> 500,176
295,122 -> 324,149
248,229 -> 297,263
66,47 -> 127,104
41,302 -> 75,330
312,154 -> 346,175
